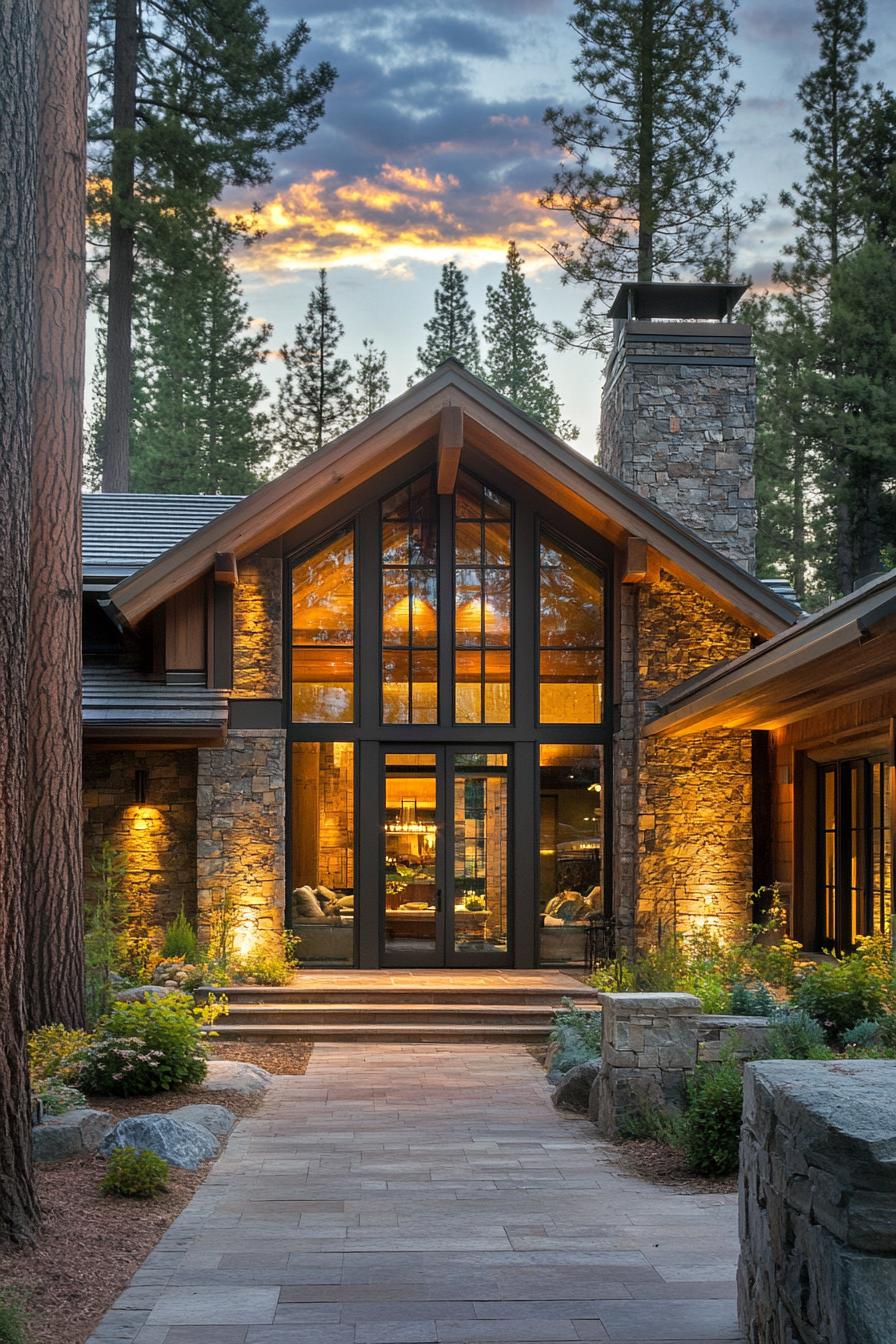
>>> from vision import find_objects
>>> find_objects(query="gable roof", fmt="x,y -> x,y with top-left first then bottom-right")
645,568 -> 896,735
83,492 -> 242,589
107,361 -> 799,636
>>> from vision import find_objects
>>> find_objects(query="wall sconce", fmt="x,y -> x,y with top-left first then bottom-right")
134,768 -> 149,805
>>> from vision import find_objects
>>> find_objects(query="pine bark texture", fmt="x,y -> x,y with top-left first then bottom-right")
0,0 -> 41,1244
26,0 -> 87,1029
100,0 -> 138,491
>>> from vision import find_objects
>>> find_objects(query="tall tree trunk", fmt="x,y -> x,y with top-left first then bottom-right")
100,0 -> 138,492
26,0 -> 87,1030
0,0 -> 41,1245
636,0 -> 655,282
792,431 -> 806,604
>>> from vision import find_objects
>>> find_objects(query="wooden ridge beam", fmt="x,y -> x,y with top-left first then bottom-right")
437,405 -> 464,494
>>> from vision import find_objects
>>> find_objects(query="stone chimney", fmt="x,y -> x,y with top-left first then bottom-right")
599,282 -> 756,573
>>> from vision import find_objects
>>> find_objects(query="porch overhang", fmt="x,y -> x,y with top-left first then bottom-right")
83,665 -> 229,746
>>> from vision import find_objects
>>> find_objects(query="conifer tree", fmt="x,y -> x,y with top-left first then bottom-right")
274,270 -> 356,466
88,0 -> 335,491
413,262 -> 481,377
483,242 -> 578,439
541,0 -> 762,348
354,339 -> 390,417
131,210 -> 272,494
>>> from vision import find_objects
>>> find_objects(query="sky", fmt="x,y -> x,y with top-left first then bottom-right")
104,0 -> 896,451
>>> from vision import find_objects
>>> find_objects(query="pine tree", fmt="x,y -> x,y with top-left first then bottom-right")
354,339 -> 390,418
88,0 -> 335,490
413,262 -> 481,377
274,270 -> 356,466
131,210 -> 272,494
777,0 -> 873,301
541,0 -> 763,348
483,242 -> 578,439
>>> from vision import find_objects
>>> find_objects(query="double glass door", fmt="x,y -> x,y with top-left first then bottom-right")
382,747 -> 510,965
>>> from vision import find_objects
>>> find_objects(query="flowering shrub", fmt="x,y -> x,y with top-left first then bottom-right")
79,992 -> 219,1096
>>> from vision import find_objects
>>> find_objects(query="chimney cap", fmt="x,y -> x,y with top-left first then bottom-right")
606,281 -> 748,322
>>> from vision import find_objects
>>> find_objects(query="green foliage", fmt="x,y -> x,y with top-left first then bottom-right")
204,890 -> 246,971
682,1059 -> 743,1176
101,1147 -> 169,1199
541,0 -> 762,349
764,1009 -> 834,1060
283,930 -> 302,968
84,842 -> 130,1024
841,1018 -> 883,1050
28,1024 -> 93,1087
35,1082 -> 88,1116
619,1099 -> 685,1146
273,269 -> 356,466
162,909 -> 200,964
483,241 -> 577,438
729,982 -> 776,1017
79,993 -> 209,1096
353,338 -> 390,417
0,1290 -> 28,1344
792,955 -> 887,1041
413,262 -> 481,377
240,952 -> 292,986
548,997 -> 603,1072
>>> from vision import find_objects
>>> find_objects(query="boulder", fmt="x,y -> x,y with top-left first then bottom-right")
33,1108 -> 114,1163
168,1103 -> 235,1139
113,984 -> 170,1003
551,1059 -> 601,1113
100,1113 -> 219,1170
202,1059 -> 272,1096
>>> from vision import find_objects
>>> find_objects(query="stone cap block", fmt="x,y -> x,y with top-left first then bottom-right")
598,991 -> 702,1015
700,1015 -> 772,1029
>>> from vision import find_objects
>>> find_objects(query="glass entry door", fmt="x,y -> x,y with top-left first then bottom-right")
381,748 -> 510,966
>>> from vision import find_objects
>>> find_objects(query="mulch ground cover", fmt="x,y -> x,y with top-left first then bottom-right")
616,1137 -> 738,1194
0,1043 -> 312,1344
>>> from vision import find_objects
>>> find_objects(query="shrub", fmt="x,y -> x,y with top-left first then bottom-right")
36,1081 -> 88,1116
763,1009 -> 833,1060
239,953 -> 292,986
101,1146 -> 169,1198
682,1058 -> 743,1176
792,955 -> 886,1041
729,981 -> 776,1017
619,1098 -> 684,1146
0,1291 -> 28,1344
79,992 -> 209,1095
283,930 -> 302,968
28,1023 -> 92,1086
162,909 -> 199,963
84,841 -> 130,1024
548,997 -> 602,1072
842,1014 -> 896,1058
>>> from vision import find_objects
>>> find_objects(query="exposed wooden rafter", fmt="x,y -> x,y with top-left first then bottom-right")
437,405 -> 464,494
214,551 -> 239,586
622,537 -> 659,585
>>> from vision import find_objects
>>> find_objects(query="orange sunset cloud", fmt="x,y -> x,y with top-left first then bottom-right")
219,164 -> 573,275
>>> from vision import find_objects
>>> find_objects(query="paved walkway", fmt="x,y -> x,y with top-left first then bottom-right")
89,1045 -> 742,1344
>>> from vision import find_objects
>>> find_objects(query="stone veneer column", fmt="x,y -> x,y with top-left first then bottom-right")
601,316 -> 757,948
196,728 -> 286,948
592,991 -> 701,1138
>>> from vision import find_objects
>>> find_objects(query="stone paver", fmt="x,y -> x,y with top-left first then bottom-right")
88,1044 -> 741,1344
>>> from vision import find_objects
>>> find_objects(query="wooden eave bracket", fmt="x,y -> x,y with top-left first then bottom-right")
622,536 -> 659,585
437,405 -> 464,494
214,551 -> 239,586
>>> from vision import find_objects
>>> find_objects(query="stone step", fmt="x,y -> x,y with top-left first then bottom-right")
207,1021 -> 553,1043
200,984 -> 599,1006
213,1000 -> 592,1028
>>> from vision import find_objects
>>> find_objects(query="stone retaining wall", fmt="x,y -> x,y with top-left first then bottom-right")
738,1059 -> 896,1344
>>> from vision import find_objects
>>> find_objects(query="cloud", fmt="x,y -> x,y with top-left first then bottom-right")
220,163 -> 573,275
401,14 -> 511,59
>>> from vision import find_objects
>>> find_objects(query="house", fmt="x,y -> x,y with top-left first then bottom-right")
82,281 -> 891,969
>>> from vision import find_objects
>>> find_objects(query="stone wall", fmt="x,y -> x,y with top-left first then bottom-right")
600,322 -> 756,571
739,1059 -> 896,1344
196,729 -> 286,950
83,749 -> 197,928
232,551 -> 282,699
593,991 -> 702,1136
614,573 -> 754,947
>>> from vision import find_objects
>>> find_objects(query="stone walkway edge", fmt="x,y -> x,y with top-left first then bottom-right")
88,1043 -> 742,1344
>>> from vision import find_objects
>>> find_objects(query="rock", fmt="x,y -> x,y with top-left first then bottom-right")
551,1059 -> 601,1113
100,1114 -> 219,1170
114,984 -> 170,1003
33,1108 -> 114,1163
168,1103 -> 235,1139
202,1059 -> 272,1096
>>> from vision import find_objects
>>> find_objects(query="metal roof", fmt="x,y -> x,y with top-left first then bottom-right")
83,664 -> 229,742
606,281 -> 748,321
83,492 -> 242,587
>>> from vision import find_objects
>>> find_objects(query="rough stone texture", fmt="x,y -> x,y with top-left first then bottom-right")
202,1059 -> 272,1096
196,729 -> 286,945
33,1108 -> 115,1162
739,1059 -> 896,1344
168,1103 -> 235,1138
82,748 -> 197,930
100,1113 -> 220,1170
595,991 -> 701,1137
600,322 -> 757,570
699,1014 -> 774,1063
113,984 -> 170,1002
232,550 -> 282,700
613,572 -> 753,948
551,1058 -> 601,1112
